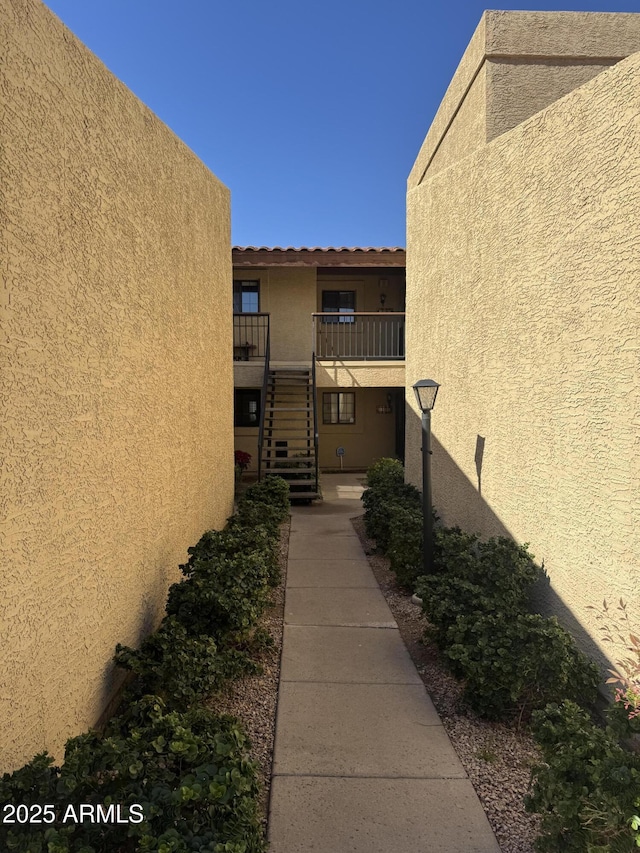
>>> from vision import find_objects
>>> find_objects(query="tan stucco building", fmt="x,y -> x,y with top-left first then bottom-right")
1,0 -> 234,771
232,247 -> 406,490
406,11 -> 640,669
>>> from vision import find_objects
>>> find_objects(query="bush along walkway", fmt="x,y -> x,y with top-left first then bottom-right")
0,476 -> 291,853
268,475 -> 501,853
362,458 -> 640,853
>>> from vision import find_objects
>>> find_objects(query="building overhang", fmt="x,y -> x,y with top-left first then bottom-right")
233,246 -> 406,268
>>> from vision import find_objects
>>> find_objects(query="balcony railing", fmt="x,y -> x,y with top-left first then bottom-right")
233,313 -> 269,360
313,312 -> 405,360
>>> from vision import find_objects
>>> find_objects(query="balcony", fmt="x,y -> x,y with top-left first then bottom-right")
313,312 -> 405,360
233,313 -> 269,360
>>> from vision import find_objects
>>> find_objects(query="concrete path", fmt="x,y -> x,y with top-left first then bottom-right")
268,475 -> 501,853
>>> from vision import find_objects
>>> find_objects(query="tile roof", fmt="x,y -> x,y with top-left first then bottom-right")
232,246 -> 406,268
233,246 -> 405,253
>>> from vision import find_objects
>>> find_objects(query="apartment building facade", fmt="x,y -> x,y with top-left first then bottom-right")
233,247 -> 406,497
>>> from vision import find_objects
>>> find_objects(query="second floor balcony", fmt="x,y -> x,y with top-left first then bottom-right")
233,311 -> 406,362
313,312 -> 405,360
233,313 -> 269,360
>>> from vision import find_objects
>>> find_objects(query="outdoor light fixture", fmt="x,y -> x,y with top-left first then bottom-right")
413,378 -> 439,413
412,379 -> 440,577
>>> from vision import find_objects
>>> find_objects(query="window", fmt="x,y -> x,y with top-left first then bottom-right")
234,389 -> 261,427
322,290 -> 355,323
233,280 -> 259,313
323,392 -> 355,424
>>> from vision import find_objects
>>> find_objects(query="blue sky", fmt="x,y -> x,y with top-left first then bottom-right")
45,0 -> 640,248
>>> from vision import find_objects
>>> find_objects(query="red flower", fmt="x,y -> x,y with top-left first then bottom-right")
234,450 -> 252,470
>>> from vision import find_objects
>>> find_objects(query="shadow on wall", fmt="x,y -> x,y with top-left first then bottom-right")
317,360 -> 363,387
95,532 -> 186,731
407,404 -> 615,677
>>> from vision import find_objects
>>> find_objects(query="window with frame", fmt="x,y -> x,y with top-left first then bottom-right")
233,280 -> 260,313
234,388 -> 261,427
323,392 -> 355,424
322,290 -> 355,323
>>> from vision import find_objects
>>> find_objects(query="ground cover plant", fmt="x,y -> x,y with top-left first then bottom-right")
444,613 -> 599,722
0,698 -> 264,853
0,477 -> 290,853
526,700 -> 640,853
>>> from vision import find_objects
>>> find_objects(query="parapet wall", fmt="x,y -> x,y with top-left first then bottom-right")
1,0 -> 234,770
408,10 -> 640,186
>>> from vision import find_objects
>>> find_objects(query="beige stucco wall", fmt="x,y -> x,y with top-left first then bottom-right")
409,10 -> 640,187
427,63 -> 487,180
1,0 -> 234,771
317,272 -> 405,314
407,45 -> 640,670
316,361 -> 405,388
318,387 -> 398,470
234,266 -> 317,362
234,363 -> 266,387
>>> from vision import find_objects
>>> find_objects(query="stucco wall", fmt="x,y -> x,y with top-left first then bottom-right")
317,272 -> 405,314
234,266 -> 317,362
1,0 -> 234,771
316,361 -> 405,389
406,47 -> 640,669
318,387 -> 398,469
408,10 -> 640,187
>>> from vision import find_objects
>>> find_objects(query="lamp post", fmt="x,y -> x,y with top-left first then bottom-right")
412,379 -> 440,576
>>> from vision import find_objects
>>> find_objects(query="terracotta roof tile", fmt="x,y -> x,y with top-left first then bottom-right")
233,246 -> 405,253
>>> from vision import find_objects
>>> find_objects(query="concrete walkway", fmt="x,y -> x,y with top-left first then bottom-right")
268,475 -> 501,853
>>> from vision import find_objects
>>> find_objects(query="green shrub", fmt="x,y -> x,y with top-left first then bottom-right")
0,474 -> 291,852
0,697 -> 265,853
527,700 -> 640,853
429,524 -> 479,577
363,481 -> 422,552
114,618 -> 257,710
364,457 -> 404,491
183,522 -> 280,589
606,696 -> 640,741
387,503 -> 423,590
417,533 -> 542,647
473,537 -> 541,599
444,613 -> 600,721
416,574 -> 518,648
166,550 -> 272,644
233,500 -> 284,539
238,476 -> 290,524
431,530 -> 541,597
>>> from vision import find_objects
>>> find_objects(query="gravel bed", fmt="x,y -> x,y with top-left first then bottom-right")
351,514 -> 542,853
206,519 -> 289,830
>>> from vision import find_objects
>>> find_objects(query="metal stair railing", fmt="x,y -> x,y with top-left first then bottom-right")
257,314 -> 271,482
311,348 -> 319,496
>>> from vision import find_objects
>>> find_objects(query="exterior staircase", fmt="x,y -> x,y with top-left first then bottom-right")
259,367 -> 320,501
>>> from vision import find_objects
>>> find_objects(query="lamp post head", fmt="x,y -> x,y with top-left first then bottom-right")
413,379 -> 440,413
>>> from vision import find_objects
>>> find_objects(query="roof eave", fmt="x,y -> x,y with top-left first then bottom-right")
232,246 -> 406,268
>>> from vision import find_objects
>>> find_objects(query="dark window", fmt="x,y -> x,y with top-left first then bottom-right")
323,392 -> 355,424
234,389 -> 261,427
233,280 -> 259,313
322,290 -> 355,323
